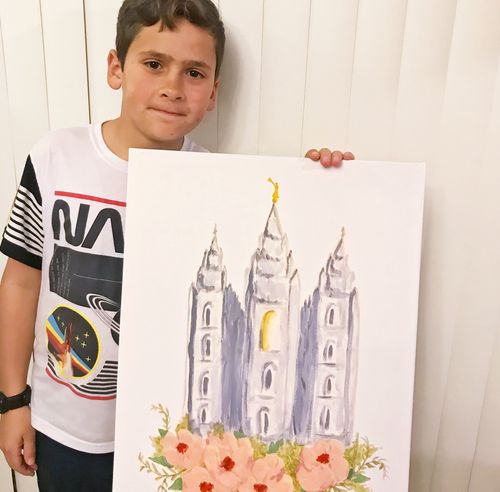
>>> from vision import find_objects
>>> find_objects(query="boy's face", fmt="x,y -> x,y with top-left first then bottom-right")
107,19 -> 218,149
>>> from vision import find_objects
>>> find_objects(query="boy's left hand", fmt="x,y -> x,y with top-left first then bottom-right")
305,148 -> 355,168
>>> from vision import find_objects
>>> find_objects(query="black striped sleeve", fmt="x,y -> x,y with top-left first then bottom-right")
0,156 -> 44,269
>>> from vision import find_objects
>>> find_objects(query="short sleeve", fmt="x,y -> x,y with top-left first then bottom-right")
0,156 -> 44,269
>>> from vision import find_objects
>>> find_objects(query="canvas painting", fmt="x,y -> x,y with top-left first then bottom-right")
113,150 -> 425,492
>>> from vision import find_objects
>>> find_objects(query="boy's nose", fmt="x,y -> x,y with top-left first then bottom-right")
160,76 -> 184,100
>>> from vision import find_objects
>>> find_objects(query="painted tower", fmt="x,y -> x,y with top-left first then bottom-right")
187,229 -> 227,435
294,230 -> 359,444
242,180 -> 300,441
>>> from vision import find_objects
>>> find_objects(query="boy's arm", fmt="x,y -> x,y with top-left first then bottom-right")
0,258 -> 40,476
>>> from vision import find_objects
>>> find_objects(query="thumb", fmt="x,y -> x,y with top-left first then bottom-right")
23,427 -> 36,468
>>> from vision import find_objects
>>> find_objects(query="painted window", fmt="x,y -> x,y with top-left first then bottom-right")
200,372 -> 210,397
320,406 -> 331,431
259,408 -> 270,435
199,405 -> 208,424
323,340 -> 335,362
327,306 -> 335,326
203,303 -> 212,326
262,363 -> 276,393
202,335 -> 212,360
260,310 -> 280,351
324,375 -> 334,396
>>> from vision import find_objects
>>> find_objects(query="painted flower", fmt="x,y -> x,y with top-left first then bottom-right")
238,454 -> 294,492
296,439 -> 349,491
204,432 -> 254,490
161,428 -> 206,470
182,466 -> 230,492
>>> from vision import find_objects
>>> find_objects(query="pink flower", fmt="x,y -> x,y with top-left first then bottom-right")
204,432 -> 254,490
296,439 -> 349,492
182,466 -> 230,492
238,454 -> 294,492
161,429 -> 206,470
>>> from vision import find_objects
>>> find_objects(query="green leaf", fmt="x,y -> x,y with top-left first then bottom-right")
149,455 -> 172,468
158,428 -> 167,438
351,473 -> 370,484
169,477 -> 183,490
234,430 -> 246,438
347,468 -> 355,480
268,439 -> 284,453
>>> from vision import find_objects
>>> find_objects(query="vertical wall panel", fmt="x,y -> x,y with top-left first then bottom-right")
424,0 -> 500,490
391,0 -> 457,162
40,0 -> 89,129
393,2 -> 457,491
467,59 -> 500,491
216,0 -> 263,154
15,474 -> 38,492
347,0 -> 407,159
258,0 -> 310,157
301,0 -> 358,154
0,460 -> 12,492
84,0 -> 123,123
0,0 -> 49,179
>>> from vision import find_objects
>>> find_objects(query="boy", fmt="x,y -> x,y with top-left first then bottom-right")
0,1 -> 353,491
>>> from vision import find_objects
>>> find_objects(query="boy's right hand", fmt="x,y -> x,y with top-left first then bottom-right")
0,406 -> 37,476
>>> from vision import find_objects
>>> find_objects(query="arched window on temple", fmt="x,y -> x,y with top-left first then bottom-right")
200,372 -> 210,397
201,335 -> 212,360
259,407 -> 270,436
260,310 -> 280,351
320,406 -> 331,432
262,363 -> 276,393
203,303 -> 212,327
323,340 -> 335,362
327,306 -> 335,326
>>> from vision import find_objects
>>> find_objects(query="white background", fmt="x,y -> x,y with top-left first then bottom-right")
114,151 -> 424,491
1,1 -> 500,491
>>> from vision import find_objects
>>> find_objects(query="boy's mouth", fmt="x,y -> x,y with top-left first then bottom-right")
150,107 -> 186,117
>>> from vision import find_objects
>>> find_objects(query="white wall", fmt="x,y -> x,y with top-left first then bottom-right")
1,1 -> 499,491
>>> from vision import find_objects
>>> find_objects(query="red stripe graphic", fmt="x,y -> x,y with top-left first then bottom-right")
55,191 -> 126,208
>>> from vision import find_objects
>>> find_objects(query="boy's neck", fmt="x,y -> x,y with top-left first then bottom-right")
102,118 -> 184,161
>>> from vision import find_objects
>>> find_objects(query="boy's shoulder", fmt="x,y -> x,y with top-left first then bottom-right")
31,124 -> 93,158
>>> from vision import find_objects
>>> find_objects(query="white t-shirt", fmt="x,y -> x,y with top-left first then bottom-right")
0,123 -> 206,453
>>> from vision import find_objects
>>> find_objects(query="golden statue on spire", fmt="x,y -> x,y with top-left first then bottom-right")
267,178 -> 279,204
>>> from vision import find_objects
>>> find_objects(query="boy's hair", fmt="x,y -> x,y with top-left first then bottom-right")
116,0 -> 225,78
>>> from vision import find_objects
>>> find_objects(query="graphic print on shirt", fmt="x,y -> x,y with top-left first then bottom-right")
46,191 -> 125,400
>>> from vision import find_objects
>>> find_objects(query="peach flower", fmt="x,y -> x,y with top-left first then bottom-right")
161,429 -> 206,470
296,439 -> 349,492
182,466 -> 230,492
238,454 -> 294,492
204,432 -> 254,490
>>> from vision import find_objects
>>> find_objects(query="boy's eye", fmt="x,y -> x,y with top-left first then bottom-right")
187,70 -> 204,78
146,61 -> 161,70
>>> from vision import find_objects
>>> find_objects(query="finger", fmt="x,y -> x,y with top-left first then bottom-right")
332,150 -> 344,167
6,447 -> 34,476
305,149 -> 320,161
344,151 -> 355,160
319,148 -> 333,167
23,428 -> 37,470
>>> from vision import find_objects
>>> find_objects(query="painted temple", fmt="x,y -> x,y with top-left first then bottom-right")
186,181 -> 359,445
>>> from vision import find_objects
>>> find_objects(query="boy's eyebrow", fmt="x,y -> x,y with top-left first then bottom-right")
138,51 -> 213,71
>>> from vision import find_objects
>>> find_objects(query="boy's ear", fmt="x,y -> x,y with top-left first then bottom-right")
107,49 -> 123,90
206,80 -> 220,112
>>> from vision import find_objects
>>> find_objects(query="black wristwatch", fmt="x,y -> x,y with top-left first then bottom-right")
0,385 -> 31,414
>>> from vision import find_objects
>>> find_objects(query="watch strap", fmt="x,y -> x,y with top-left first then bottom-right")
0,385 -> 31,414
